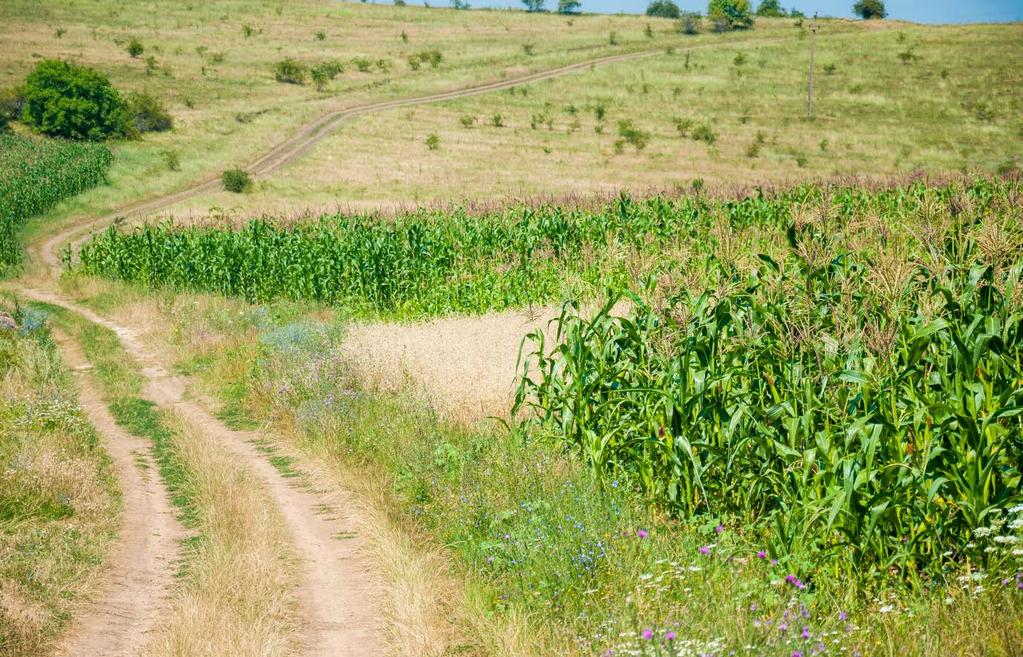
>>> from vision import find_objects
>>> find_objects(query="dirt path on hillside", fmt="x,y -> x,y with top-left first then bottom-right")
49,330 -> 184,657
27,288 -> 384,657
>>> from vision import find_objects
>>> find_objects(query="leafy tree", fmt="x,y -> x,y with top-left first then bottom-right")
755,0 -> 785,16
451,0 -> 470,9
21,60 -> 130,140
708,0 -> 753,30
646,0 -> 680,18
557,0 -> 581,13
522,0 -> 546,11
853,0 -> 886,19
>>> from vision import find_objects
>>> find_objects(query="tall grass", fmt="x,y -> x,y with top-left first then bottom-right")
0,133 -> 112,270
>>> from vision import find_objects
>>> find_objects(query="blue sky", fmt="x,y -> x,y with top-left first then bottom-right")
390,0 -> 1023,23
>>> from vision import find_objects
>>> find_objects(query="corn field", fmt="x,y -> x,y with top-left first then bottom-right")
515,177 -> 1023,579
0,133 -> 112,270
76,178 -> 1019,319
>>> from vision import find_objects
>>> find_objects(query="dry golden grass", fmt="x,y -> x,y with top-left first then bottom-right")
142,411 -> 300,657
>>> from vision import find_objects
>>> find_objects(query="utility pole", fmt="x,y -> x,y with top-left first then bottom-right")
807,12 -> 818,118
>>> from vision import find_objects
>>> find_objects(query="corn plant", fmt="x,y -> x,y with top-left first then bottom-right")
0,133 -> 112,270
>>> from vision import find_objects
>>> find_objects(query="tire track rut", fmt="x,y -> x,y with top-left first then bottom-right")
50,329 -> 185,657
27,289 -> 383,657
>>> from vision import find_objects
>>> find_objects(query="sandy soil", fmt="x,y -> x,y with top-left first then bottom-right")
50,330 -> 185,657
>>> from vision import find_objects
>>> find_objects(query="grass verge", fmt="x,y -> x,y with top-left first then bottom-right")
0,299 -> 118,657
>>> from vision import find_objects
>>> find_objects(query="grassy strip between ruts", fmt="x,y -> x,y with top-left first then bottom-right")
0,299 -> 118,657
36,302 -> 202,530
35,300 -> 302,657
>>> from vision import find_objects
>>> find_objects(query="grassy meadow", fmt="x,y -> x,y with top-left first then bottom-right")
175,20 -> 1023,211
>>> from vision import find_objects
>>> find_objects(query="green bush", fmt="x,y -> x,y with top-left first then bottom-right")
678,11 -> 701,33
273,59 -> 307,85
221,168 -> 252,193
127,37 -> 144,58
691,122 -> 717,144
646,0 -> 680,18
126,91 -> 173,133
617,119 -> 650,150
708,0 -> 754,30
853,0 -> 886,19
755,0 -> 785,16
557,0 -> 581,13
0,87 -> 25,130
21,60 -> 131,141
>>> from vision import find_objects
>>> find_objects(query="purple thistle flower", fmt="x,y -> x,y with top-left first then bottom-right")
838,610 -> 848,621
792,651 -> 803,657
801,626 -> 811,639
637,529 -> 649,539
757,550 -> 767,559
699,545 -> 711,555
665,630 -> 677,641
770,559 -> 779,566
715,523 -> 725,533
641,628 -> 653,640
779,622 -> 789,632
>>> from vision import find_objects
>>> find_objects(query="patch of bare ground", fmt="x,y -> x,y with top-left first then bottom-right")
48,330 -> 184,657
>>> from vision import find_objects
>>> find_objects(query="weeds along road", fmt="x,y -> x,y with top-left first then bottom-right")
15,34 -> 790,657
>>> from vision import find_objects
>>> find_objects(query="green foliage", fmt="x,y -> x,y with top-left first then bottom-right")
515,178 -> 1023,580
126,91 -> 173,133
408,50 -> 443,71
459,114 -> 477,128
557,0 -> 581,14
616,119 -> 650,150
451,0 -> 471,9
522,0 -> 545,11
755,0 -> 786,16
0,133 -> 112,270
490,113 -> 504,127
691,122 -> 717,144
646,0 -> 680,19
21,60 -> 131,141
678,11 -> 701,34
273,58 -> 308,85
425,132 -> 440,150
221,168 -> 252,193
126,37 -> 144,58
311,61 -> 343,90
854,0 -> 887,19
708,0 -> 754,30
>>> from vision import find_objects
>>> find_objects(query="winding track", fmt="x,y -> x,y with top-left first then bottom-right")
19,35 -> 787,656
